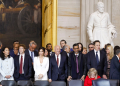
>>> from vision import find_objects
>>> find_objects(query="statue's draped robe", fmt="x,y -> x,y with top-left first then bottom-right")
87,11 -> 116,48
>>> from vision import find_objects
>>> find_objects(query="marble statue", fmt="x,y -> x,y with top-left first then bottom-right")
87,1 -> 117,48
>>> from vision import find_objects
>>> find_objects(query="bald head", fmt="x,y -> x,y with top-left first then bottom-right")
54,45 -> 60,55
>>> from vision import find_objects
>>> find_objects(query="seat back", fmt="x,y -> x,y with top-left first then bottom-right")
34,80 -> 49,86
108,79 -> 119,86
1,80 -> 17,86
17,80 -> 33,86
69,80 -> 83,86
92,78 -> 110,86
49,81 -> 66,86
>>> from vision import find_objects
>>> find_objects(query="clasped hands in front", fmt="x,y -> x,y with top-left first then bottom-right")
5,75 -> 11,79
67,75 -> 85,81
38,74 -> 43,79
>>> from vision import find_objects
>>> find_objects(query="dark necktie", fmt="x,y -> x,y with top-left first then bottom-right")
76,55 -> 79,73
19,55 -> 23,74
96,52 -> 99,65
31,52 -> 33,62
57,55 -> 59,67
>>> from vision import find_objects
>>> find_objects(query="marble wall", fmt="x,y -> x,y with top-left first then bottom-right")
57,0 -> 80,48
57,0 -> 120,48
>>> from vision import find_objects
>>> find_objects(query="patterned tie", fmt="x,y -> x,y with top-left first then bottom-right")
31,52 -> 33,62
57,55 -> 59,67
96,52 -> 99,65
19,55 -> 23,74
76,55 -> 79,73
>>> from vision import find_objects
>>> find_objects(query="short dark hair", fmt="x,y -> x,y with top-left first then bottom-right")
0,47 -> 10,60
77,42 -> 83,52
46,43 -> 52,48
19,44 -> 26,49
38,47 -> 45,54
88,43 -> 94,48
114,46 -> 120,55
93,40 -> 100,45
115,49 -> 120,55
73,43 -> 79,48
60,40 -> 67,44
13,40 -> 19,44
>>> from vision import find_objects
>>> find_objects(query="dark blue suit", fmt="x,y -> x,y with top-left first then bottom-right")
48,53 -> 68,81
110,55 -> 120,80
68,51 -> 87,79
13,54 -> 32,81
25,49 -> 38,61
87,50 -> 107,77
25,49 -> 38,79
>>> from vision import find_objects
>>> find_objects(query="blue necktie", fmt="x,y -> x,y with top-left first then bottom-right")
31,52 -> 33,62
96,52 -> 99,65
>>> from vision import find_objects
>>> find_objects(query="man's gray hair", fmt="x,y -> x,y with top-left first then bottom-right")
29,41 -> 37,46
97,1 -> 104,7
0,41 -> 2,47
62,45 -> 68,51
116,49 -> 120,55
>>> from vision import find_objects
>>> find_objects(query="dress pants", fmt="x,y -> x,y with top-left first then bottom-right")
15,74 -> 30,82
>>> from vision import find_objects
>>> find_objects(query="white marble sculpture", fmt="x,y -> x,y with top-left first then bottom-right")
87,1 -> 117,48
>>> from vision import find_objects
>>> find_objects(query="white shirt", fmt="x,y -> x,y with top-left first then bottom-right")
0,57 -> 14,81
50,51 -> 52,56
116,55 -> 119,60
75,53 -> 79,57
55,54 -> 61,67
34,56 -> 49,80
19,54 -> 25,74
94,49 -> 100,61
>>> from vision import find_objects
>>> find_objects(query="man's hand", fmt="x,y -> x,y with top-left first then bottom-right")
89,37 -> 94,43
9,6 -> 13,9
80,75 -> 85,81
102,75 -> 107,79
67,76 -> 72,81
49,79 -> 52,82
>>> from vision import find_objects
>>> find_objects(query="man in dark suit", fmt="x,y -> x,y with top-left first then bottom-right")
62,45 -> 71,57
110,49 -> 120,82
46,43 -> 54,56
60,40 -> 73,52
87,40 -> 107,79
67,43 -> 87,81
48,45 -> 67,82
25,41 -> 38,80
14,44 -> 32,82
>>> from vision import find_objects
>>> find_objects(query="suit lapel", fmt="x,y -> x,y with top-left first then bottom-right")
92,50 -> 97,65
18,56 -> 20,69
78,52 -> 81,69
53,54 -> 58,68
23,54 -> 26,69
99,51 -> 102,63
59,54 -> 62,68
73,52 -> 76,62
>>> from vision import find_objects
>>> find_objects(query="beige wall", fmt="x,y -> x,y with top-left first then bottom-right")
57,0 -> 120,48
57,0 -> 80,48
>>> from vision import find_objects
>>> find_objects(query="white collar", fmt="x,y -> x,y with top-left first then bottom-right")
116,55 -> 119,60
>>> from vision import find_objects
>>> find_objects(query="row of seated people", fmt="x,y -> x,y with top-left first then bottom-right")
0,40 -> 120,86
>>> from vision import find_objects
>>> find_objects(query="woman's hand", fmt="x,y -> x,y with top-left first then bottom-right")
38,74 -> 43,79
5,75 -> 11,79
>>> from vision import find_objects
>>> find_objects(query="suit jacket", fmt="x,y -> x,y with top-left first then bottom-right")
87,50 -> 107,77
25,49 -> 38,61
68,51 -> 87,79
48,53 -> 68,81
110,55 -> 120,80
13,54 -> 32,79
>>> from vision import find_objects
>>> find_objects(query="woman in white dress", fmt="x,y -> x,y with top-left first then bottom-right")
34,47 -> 49,80
0,47 -> 14,81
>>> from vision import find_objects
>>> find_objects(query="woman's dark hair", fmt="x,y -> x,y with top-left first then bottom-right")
38,47 -> 45,55
77,42 -> 83,52
0,47 -> 10,60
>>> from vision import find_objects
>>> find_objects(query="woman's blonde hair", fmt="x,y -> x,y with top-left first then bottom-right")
87,68 -> 98,79
106,45 -> 114,60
